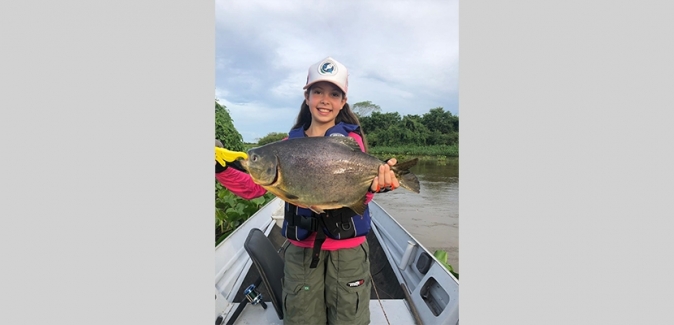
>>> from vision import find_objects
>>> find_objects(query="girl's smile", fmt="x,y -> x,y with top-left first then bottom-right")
315,107 -> 333,115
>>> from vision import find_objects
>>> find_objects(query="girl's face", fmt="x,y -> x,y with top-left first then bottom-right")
305,81 -> 347,125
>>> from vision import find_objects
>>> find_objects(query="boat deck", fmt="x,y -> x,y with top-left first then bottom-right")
229,300 -> 416,325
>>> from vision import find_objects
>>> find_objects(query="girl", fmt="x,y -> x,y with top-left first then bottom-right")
216,57 -> 398,325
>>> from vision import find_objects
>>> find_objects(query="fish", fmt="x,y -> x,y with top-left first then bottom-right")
240,136 -> 420,215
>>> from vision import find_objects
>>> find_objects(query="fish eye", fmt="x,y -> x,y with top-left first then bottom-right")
251,154 -> 258,162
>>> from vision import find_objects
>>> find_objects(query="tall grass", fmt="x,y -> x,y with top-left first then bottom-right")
368,144 -> 458,160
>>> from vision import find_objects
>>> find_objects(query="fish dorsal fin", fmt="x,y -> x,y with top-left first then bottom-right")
329,135 -> 361,152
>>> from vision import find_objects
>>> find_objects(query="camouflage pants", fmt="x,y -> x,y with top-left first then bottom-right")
282,240 -> 371,325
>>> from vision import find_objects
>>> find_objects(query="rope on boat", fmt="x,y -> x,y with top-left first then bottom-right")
369,273 -> 391,325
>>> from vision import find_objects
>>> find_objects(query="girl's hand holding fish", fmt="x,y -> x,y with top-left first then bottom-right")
370,158 -> 399,193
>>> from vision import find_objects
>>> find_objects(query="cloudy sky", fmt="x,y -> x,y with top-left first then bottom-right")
215,0 -> 458,143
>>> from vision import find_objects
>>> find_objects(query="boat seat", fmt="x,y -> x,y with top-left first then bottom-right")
244,228 -> 284,320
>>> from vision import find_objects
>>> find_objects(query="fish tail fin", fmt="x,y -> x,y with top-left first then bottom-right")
391,158 -> 420,193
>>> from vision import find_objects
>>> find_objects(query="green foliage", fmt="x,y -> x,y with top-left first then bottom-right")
360,111 -> 402,133
257,132 -> 288,146
359,107 -> 459,150
215,99 -> 274,245
433,250 -> 459,279
215,101 -> 245,152
215,182 -> 275,246
369,144 -> 458,159
422,107 -> 457,134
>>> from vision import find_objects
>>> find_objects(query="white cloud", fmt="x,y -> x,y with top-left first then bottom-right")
216,94 -> 300,143
215,0 -> 459,141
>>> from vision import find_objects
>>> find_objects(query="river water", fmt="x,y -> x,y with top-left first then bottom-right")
373,158 -> 459,273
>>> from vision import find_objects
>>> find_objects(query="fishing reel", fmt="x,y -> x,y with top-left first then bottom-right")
217,282 -> 268,325
243,284 -> 267,310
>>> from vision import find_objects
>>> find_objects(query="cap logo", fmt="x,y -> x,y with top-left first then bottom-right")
319,62 -> 336,75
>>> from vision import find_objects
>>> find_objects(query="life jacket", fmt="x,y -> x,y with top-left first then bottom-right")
280,122 -> 372,268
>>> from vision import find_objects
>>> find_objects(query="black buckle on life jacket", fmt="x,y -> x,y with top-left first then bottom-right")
325,208 -> 357,239
285,206 -> 319,232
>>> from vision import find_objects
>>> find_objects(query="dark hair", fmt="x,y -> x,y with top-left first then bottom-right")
292,86 -> 369,152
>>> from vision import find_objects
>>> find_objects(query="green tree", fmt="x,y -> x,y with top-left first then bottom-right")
360,111 -> 401,133
360,111 -> 402,146
215,100 -> 245,152
399,115 -> 430,145
421,107 -> 456,134
257,132 -> 288,146
352,101 -> 381,117
421,107 -> 459,146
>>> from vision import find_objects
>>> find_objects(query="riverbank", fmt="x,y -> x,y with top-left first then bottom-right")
369,144 -> 458,161
245,143 -> 459,158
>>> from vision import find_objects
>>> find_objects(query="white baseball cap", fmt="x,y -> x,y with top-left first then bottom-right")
303,56 -> 348,94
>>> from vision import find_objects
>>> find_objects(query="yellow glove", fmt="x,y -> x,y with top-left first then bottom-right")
215,139 -> 248,167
